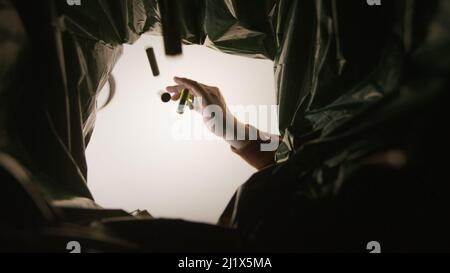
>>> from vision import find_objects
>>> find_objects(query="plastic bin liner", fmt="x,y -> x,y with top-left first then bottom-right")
219,0 -> 450,250
0,0 -> 276,202
2,0 -> 450,250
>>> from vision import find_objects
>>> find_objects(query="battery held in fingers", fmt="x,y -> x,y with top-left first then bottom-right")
177,88 -> 190,114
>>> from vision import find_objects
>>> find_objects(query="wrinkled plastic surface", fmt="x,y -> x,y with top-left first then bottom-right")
2,0 -> 450,251
0,0 -> 280,203
218,0 -> 450,250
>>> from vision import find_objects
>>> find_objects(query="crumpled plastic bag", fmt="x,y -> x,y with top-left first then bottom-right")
2,1 -> 450,251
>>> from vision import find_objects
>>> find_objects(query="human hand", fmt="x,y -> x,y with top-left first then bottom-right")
166,77 -> 248,149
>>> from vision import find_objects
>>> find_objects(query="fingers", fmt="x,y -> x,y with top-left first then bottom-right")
173,76 -> 206,98
167,77 -> 210,112
165,85 -> 183,101
165,84 -> 199,112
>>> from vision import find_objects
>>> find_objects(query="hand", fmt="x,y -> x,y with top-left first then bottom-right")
167,77 -> 227,115
166,77 -> 249,149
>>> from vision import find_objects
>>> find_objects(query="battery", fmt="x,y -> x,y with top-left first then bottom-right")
145,47 -> 160,76
157,90 -> 171,103
177,88 -> 190,114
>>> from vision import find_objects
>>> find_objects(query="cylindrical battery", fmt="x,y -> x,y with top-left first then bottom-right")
177,88 -> 190,114
145,47 -> 160,76
157,90 -> 171,103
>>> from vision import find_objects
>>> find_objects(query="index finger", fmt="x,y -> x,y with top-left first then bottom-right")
173,77 -> 206,98
166,85 -> 184,100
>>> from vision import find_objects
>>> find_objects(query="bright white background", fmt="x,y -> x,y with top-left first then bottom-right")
86,35 -> 277,224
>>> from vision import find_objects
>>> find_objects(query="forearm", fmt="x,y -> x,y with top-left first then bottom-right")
166,77 -> 279,169
225,119 -> 280,170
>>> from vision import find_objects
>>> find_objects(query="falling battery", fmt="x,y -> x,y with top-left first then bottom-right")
145,47 -> 160,76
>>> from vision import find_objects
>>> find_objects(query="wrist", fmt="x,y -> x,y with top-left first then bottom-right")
227,121 -> 251,150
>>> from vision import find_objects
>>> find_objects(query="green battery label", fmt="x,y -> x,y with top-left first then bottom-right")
177,88 -> 190,114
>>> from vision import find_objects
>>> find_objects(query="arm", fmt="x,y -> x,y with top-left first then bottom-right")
166,77 -> 279,170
